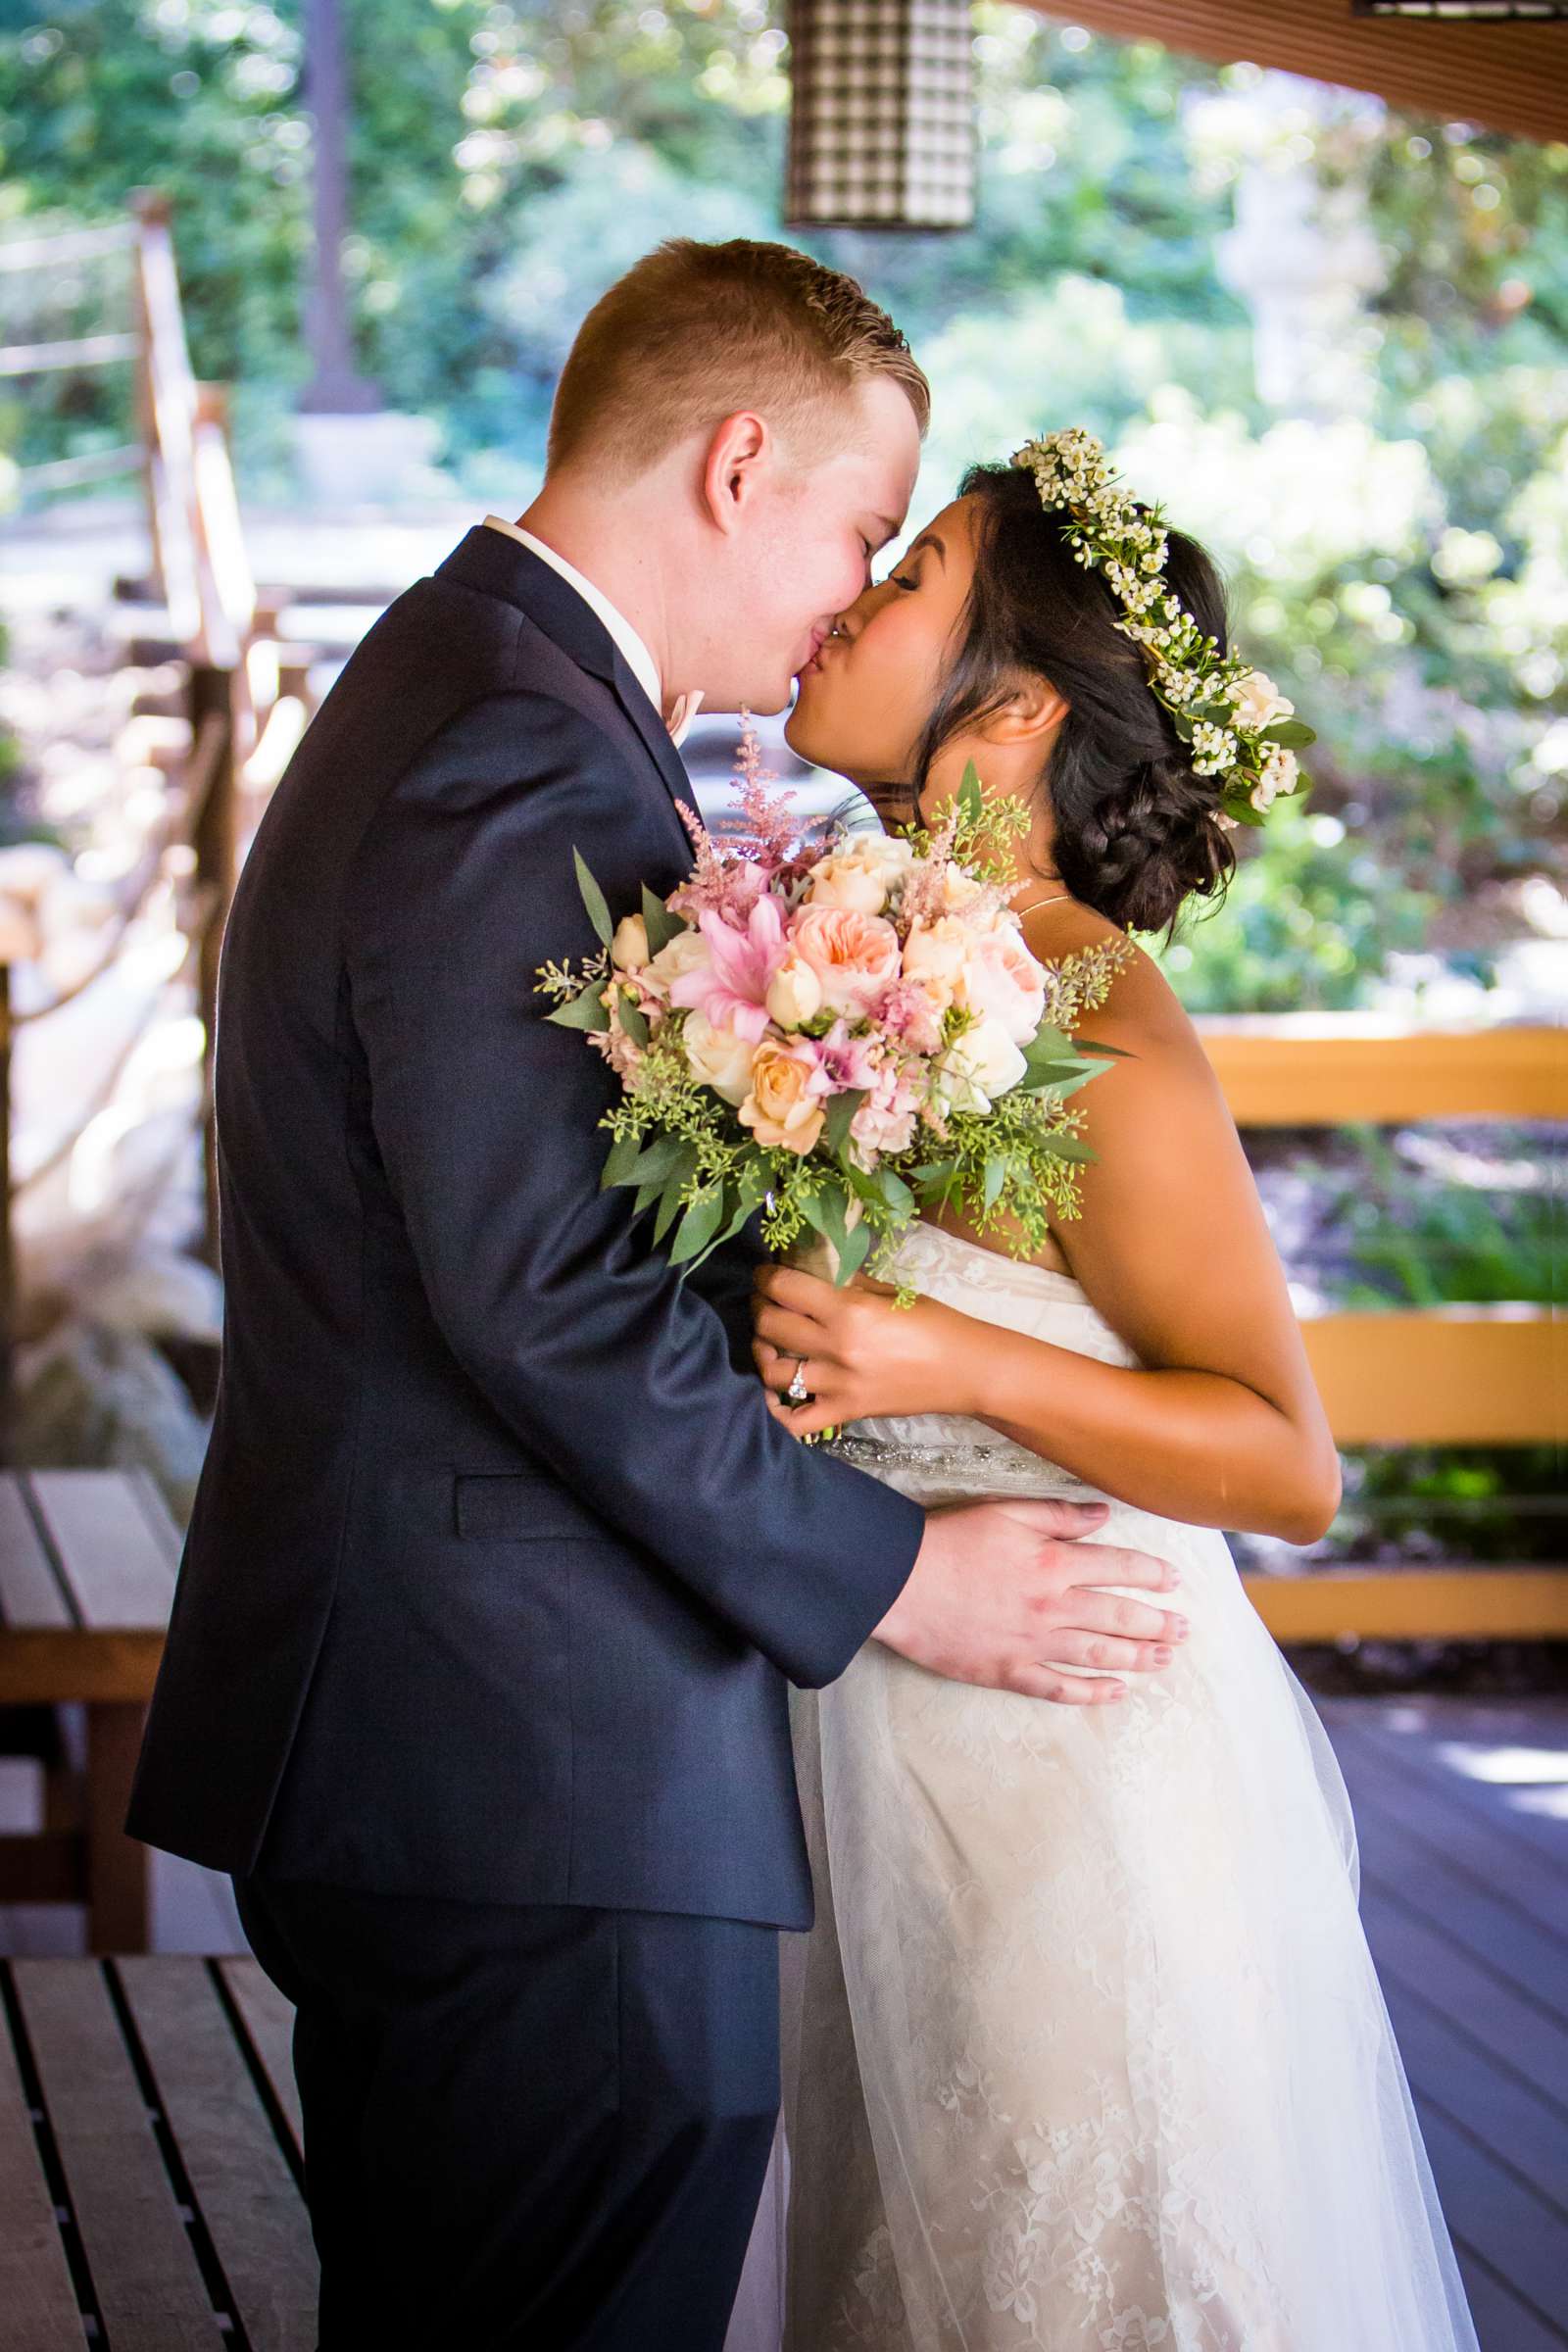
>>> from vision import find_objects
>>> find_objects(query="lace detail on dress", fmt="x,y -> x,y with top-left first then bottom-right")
779,1220 -> 1478,2352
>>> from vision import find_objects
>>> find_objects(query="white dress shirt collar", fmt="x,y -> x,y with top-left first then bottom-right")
482,515 -> 702,748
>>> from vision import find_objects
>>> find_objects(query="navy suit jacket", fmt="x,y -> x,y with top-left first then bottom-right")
125,526 -> 925,1929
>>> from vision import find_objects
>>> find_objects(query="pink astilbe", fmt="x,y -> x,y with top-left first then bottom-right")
668,897 -> 788,1043
671,801 -> 733,919
730,711 -> 807,876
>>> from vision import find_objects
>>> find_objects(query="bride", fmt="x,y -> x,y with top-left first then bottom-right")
733,441 -> 1478,2350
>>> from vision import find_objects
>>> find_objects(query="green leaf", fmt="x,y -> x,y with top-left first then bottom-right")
545,980 -> 611,1032
807,1183 -> 872,1285
669,1185 -> 724,1267
601,1131 -> 644,1191
956,760 -> 984,833
573,849 -> 613,948
652,1175 -> 685,1246
874,1165 -> 915,1219
641,884 -> 687,956
615,992 -> 651,1048
982,1155 -> 1007,1214
628,1132 -> 689,1187
633,1177 -> 666,1216
1068,1036 -> 1131,1059
1259,718 -> 1314,750
822,1087 -> 867,1159
1040,1132 -> 1098,1163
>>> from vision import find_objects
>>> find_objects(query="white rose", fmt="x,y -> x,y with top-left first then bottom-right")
1233,669 -> 1293,732
611,912 -> 650,972
681,1009 -> 757,1106
932,1017 -> 1028,1116
807,837 -> 913,916
941,867 -> 986,913
765,953 -> 823,1030
645,924 -> 710,994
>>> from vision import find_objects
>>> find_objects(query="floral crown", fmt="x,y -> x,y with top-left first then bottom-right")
1010,427 -> 1314,827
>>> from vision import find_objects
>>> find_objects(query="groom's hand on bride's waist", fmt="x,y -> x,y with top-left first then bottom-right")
871,1499 -> 1189,1705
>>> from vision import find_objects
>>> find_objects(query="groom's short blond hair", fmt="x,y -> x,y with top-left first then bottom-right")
546,239 -> 929,480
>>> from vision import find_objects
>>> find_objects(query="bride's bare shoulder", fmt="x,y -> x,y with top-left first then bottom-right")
1021,904 -> 1203,1069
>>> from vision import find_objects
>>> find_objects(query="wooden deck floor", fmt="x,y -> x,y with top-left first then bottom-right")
2,1690 -> 1565,2346
1318,1693 -> 1568,2352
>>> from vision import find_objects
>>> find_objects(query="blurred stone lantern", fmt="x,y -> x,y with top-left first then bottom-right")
784,1 -> 977,232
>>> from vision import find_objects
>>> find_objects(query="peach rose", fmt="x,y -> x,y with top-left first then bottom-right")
900,914 -> 970,1011
961,924 -> 1048,1046
789,904 -> 902,1018
739,1039 -> 827,1154
611,912 -> 650,973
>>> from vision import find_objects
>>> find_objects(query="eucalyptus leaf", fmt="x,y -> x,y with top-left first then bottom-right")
1040,1132 -> 1099,1163
573,849 -> 613,948
616,994 -> 650,1048
641,884 -> 687,956
822,1087 -> 867,1159
545,981 -> 611,1033
600,1131 -> 643,1191
982,1155 -> 1006,1214
669,1186 -> 724,1266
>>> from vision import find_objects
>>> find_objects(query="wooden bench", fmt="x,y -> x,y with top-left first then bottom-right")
0,1952 -> 317,2348
0,1471 -> 181,1953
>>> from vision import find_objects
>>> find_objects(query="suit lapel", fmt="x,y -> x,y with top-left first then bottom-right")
434,526 -> 694,821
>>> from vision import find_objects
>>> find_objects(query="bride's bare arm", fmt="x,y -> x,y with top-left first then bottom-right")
752,943 -> 1341,1544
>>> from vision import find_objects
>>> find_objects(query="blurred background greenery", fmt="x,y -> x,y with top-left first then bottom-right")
3,0 -> 1566,1012
0,2 -> 1561,1595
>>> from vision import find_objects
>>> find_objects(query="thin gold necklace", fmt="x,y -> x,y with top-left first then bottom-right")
1010,881 -> 1074,918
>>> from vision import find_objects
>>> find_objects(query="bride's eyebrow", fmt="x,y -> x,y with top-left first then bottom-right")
906,533 -> 947,567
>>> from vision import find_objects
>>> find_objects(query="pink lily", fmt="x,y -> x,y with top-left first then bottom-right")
669,895 -> 788,1043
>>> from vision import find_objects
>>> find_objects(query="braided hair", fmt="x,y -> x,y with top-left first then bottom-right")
909,461 -> 1236,935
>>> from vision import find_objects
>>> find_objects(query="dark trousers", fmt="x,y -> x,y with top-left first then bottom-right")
233,1874 -> 780,2350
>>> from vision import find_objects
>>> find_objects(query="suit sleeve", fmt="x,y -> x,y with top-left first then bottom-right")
341,692 -> 924,1688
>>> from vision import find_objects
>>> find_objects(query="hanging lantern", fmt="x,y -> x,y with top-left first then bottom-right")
784,1 -> 977,233
1349,3 -> 1568,17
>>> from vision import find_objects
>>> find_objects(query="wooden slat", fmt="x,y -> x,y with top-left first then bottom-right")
1326,1704 -> 1568,1879
219,1957 -> 303,2154
118,1959 -> 317,2352
14,1959 -> 224,2350
1247,1567 -> 1568,1642
1412,2100 -> 1568,2337
0,1629 -> 169,1704
1301,1309 -> 1565,1446
1020,0 -> 1568,142
1330,1728 -> 1568,1938
0,1970 -> 84,2349
28,1471 -> 178,1632
1199,1017 -> 1567,1127
1354,1807 -> 1568,2026
1446,2253 -> 1567,2352
1380,1983 -> 1568,2215
0,1474 -> 74,1631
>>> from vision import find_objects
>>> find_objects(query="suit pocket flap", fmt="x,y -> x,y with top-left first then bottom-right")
453,1472 -> 610,1543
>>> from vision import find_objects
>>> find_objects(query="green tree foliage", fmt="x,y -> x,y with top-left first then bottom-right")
2,1 -> 1565,1008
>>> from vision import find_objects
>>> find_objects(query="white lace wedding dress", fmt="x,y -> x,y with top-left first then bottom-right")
728,1217 -> 1477,2352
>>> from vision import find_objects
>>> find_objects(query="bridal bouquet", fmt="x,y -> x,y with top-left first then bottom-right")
536,725 -> 1124,1287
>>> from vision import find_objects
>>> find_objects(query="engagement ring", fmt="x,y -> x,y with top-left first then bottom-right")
786,1359 -> 810,1404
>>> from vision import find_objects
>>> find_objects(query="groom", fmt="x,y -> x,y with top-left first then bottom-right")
126,239 -> 1185,2348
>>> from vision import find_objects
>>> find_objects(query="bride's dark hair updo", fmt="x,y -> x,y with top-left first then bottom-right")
911,461 -> 1237,935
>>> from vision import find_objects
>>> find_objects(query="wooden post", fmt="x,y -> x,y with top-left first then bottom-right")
0,961 -> 14,1466
188,667 -> 235,1269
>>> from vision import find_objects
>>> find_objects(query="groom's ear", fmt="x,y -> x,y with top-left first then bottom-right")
701,410 -> 771,534
985,676 -> 1068,748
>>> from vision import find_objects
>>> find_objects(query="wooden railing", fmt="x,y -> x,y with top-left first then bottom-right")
0,193 -> 290,1444
1200,1018 -> 1568,1642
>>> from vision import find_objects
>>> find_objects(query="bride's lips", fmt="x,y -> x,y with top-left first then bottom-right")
796,629 -> 843,683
